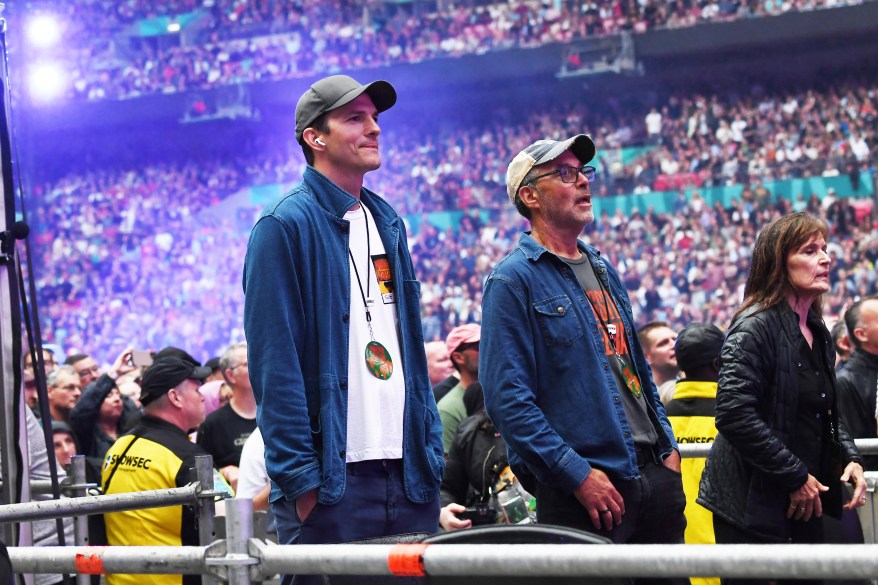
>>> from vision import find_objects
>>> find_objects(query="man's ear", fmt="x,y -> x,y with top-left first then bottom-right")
853,325 -> 867,345
517,184 -> 539,213
301,128 -> 324,151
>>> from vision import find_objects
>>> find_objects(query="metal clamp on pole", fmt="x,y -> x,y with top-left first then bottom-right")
203,498 -> 258,584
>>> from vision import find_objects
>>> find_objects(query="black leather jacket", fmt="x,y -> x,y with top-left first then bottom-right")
697,303 -> 862,542
836,348 -> 878,470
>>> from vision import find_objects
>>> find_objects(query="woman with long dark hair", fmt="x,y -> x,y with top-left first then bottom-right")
698,212 -> 867,585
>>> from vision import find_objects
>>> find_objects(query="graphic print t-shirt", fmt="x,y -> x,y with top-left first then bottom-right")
560,254 -> 659,447
344,205 -> 405,462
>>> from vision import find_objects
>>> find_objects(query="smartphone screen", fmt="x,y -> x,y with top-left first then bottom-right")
131,350 -> 154,367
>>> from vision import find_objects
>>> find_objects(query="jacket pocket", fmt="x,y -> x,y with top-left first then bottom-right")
533,295 -> 583,347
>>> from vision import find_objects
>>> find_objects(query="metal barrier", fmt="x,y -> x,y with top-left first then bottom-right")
6,441 -> 878,583
8,543 -> 878,582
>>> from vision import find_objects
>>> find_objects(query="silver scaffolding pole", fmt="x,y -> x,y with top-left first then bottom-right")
0,11 -> 28,552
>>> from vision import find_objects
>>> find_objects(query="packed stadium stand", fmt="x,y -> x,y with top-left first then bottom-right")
7,0 -> 878,364
15,0 -> 868,102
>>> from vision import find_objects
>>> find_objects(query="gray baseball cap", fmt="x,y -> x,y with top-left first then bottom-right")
295,75 -> 397,142
506,134 -> 596,203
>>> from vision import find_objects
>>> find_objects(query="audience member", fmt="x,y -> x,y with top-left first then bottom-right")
236,427 -> 270,513
196,341 -> 256,492
24,369 -> 39,411
243,76 -> 443,579
832,319 -> 854,371
65,353 -> 103,388
482,134 -> 686,563
50,421 -> 80,471
204,357 -> 224,383
439,382 -> 508,531
437,324 -> 481,454
638,322 -> 680,404
68,348 -> 141,476
46,365 -> 82,423
425,340 -> 457,403
0,408 -> 74,585
102,355 -> 212,585
118,376 -> 143,408
25,347 -> 56,375
197,380 -> 227,417
838,296 -> 878,470
665,322 -> 724,585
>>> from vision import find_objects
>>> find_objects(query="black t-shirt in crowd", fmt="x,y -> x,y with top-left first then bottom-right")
196,403 -> 257,469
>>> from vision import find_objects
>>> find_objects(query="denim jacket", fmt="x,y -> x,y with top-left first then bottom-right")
481,233 -> 677,494
243,167 -> 444,505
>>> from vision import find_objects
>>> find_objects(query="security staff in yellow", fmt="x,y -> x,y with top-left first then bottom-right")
665,323 -> 724,585
102,353 -> 211,585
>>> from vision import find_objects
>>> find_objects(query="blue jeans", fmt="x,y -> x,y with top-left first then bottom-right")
273,459 -> 439,585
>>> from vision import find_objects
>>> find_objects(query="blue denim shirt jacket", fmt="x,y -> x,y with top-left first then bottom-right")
481,232 -> 677,494
243,167 -> 444,506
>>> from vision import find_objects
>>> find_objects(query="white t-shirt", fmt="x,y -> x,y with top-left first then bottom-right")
236,428 -> 268,500
344,205 -> 406,462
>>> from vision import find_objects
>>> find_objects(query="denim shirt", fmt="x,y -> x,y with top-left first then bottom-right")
243,167 -> 444,505
481,233 -> 677,494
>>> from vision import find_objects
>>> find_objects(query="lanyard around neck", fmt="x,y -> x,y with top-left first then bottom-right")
348,206 -> 373,323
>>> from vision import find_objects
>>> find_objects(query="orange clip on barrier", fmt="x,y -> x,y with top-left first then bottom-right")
75,547 -> 108,574
388,543 -> 429,577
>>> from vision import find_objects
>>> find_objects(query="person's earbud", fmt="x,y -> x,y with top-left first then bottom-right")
315,138 -> 326,146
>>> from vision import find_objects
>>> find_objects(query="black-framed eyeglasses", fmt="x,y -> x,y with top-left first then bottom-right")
528,164 -> 597,186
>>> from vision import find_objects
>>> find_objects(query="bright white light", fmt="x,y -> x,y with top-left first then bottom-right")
27,15 -> 62,48
28,63 -> 66,102
167,22 -> 181,33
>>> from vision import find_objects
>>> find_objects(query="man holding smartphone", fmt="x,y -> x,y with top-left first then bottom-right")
68,348 -> 143,477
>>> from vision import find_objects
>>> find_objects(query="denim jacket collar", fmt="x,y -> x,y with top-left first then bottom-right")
303,166 -> 401,230
519,231 -> 607,279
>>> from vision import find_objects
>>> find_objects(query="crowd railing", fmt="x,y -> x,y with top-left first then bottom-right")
3,443 -> 878,583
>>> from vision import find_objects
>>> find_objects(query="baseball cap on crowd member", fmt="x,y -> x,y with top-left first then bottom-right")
505,134 -> 597,203
445,323 -> 481,356
675,323 -> 725,374
295,75 -> 397,142
139,357 -> 212,407
154,346 -> 200,367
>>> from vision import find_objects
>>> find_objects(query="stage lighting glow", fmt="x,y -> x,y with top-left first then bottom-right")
27,15 -> 61,48
28,63 -> 66,102
167,22 -> 181,33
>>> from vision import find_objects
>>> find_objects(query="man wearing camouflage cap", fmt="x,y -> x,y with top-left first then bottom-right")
481,135 -> 686,576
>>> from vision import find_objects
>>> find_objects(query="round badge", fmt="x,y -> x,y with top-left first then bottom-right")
365,341 -> 393,380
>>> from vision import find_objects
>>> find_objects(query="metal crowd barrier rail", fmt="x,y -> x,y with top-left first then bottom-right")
6,441 -> 878,583
8,542 -> 878,582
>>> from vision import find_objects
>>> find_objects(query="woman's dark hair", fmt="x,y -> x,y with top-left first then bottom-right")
735,212 -> 829,322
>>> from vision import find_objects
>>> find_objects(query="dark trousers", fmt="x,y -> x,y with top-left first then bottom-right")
713,514 -> 824,585
536,458 -> 689,585
272,459 -> 440,585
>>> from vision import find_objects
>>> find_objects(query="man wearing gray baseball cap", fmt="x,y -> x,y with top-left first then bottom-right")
243,75 -> 443,583
480,135 -> 687,581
